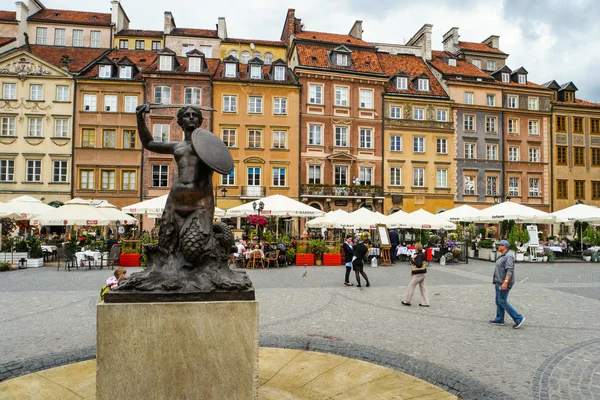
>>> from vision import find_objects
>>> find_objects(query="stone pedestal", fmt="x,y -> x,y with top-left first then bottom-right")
96,301 -> 259,400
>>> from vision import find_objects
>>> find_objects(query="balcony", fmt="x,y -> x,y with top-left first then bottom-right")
300,184 -> 384,198
241,186 -> 266,199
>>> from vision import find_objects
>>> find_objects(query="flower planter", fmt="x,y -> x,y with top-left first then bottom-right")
0,252 -> 28,263
478,248 -> 491,260
315,259 -> 322,266
490,251 -> 497,261
323,253 -> 342,266
119,254 -> 140,267
584,256 -> 592,262
542,256 -> 548,262
516,253 -> 524,262
295,254 -> 314,266
26,258 -> 44,268
468,249 -> 475,258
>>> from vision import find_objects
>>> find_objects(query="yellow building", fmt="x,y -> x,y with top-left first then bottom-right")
211,56 -> 300,211
220,38 -> 286,63
114,29 -> 163,51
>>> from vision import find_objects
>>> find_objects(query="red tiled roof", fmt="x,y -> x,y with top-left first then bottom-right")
377,53 -> 448,98
459,41 -> 506,55
144,56 -> 219,76
553,99 -> 600,109
490,80 -> 546,89
0,11 -> 16,22
295,43 -> 384,75
116,29 -> 163,38
29,45 -> 108,72
214,63 -> 295,84
169,28 -> 218,38
28,9 -> 111,26
80,49 -> 157,78
0,37 -> 16,47
295,31 -> 373,47
429,50 -> 491,79
223,38 -> 286,47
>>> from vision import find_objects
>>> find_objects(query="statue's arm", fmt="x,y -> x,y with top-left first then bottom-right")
136,104 -> 175,154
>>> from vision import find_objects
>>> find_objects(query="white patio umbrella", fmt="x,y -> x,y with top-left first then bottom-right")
399,209 -> 457,230
552,204 -> 600,223
31,198 -> 118,226
437,205 -> 482,222
306,209 -> 352,228
4,195 -> 55,220
96,203 -> 138,225
384,209 -> 411,229
123,195 -> 225,218
466,201 -> 554,223
225,194 -> 325,217
348,207 -> 388,229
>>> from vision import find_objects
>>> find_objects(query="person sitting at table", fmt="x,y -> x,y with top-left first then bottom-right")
234,239 -> 245,258
559,238 -> 568,255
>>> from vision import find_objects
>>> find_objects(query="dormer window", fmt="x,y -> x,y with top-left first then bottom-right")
501,73 -> 510,83
274,66 -> 285,81
189,57 -> 202,73
396,77 -> 408,90
565,92 -> 574,102
119,66 -> 132,79
250,65 -> 261,79
417,79 -> 429,91
518,74 -> 526,84
99,65 -> 112,78
448,59 -> 457,67
225,63 -> 236,78
159,56 -> 173,71
336,53 -> 349,66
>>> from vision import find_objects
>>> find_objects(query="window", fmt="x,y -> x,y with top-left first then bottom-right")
119,39 -> 128,49
223,95 -> 237,112
3,83 -> 16,100
91,31 -> 101,48
308,125 -> 322,146
336,53 -> 349,66
486,94 -> 496,106
359,167 -> 373,185
529,178 -> 540,197
390,167 -> 402,186
104,95 -> 117,112
594,182 -> 600,199
335,126 -> 348,147
335,86 -> 348,106
464,92 -> 474,105
437,109 -> 448,122
184,87 -> 201,105
122,171 -> 136,191
472,59 -> 481,69
413,137 -> 425,153
508,177 -> 519,196
54,119 -> 68,137
487,61 -> 496,71
154,86 -> 171,104
30,84 -> 43,101
529,148 -> 540,163
119,66 -> 132,79
464,175 -> 476,195
36,27 -> 47,44
103,130 -> 116,148
100,170 -> 115,190
574,147 -> 585,166
417,79 -> 429,91
507,95 -> 518,108
528,120 -> 539,135
518,74 -> 526,84
159,56 -> 172,71
152,124 -> 170,142
248,96 -> 263,113
124,96 -> 137,113
508,118 -> 519,134
134,40 -> 144,50
79,169 -> 94,189
436,138 -> 447,154
83,94 -> 96,111
222,129 -> 236,147
250,65 -> 261,79
247,167 -> 261,186
592,119 -> 600,134
273,66 -> 286,81
54,28 -> 65,46
593,148 -> 600,166
359,89 -> 373,109
123,130 -> 136,149
573,117 -> 584,133
182,45 -> 194,56
528,97 -> 539,110
274,97 -> 287,115
390,136 -> 402,151
308,165 -> 321,184
82,129 -> 95,147
51,160 -> 67,183
565,92 -> 575,102
436,169 -> 448,188
390,106 -> 402,119
464,115 -> 474,131
396,77 -> 408,90
359,128 -> 372,149
556,116 -> 567,132
225,63 -> 236,77
485,116 -> 497,133
248,129 -> 262,148
152,41 -> 161,50
0,160 -> 14,182
73,30 -> 83,47
273,131 -> 287,149
1,117 -> 15,136
448,59 -> 456,67
98,65 -> 112,78
413,168 -> 425,187
56,86 -> 69,102
557,180 -> 567,199
264,53 -> 273,65
26,160 -> 41,182
557,146 -> 567,165
229,51 -> 239,60
334,166 -> 348,185
222,169 -> 235,186
308,85 -> 323,104
464,143 -> 475,159
199,46 -> 212,57
152,165 -> 169,187
487,144 -> 498,160
575,180 -> 585,199
28,118 -> 43,137
273,168 -> 286,187
501,72 -> 510,83
508,146 -> 520,162
241,51 -> 250,64
413,108 -> 425,120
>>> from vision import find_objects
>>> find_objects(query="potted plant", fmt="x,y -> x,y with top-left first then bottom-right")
286,248 -> 296,265
583,249 -> 593,262
26,236 -> 44,268
137,232 -> 157,268
322,244 -> 342,266
295,244 -> 314,266
478,239 -> 494,260
308,239 -> 327,266
542,248 -> 551,262
120,240 -> 141,267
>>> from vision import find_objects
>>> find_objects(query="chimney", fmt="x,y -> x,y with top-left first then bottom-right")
280,8 -> 296,42
406,24 -> 433,61
482,35 -> 500,49
218,17 -> 227,39
60,54 -> 70,71
349,20 -> 363,40
442,27 -> 460,54
164,11 -> 175,35
111,1 -> 129,32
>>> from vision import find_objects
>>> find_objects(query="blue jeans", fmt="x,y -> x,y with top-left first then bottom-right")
494,284 -> 523,323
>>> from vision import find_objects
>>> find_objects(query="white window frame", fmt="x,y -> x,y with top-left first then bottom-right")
273,130 -> 287,149
54,28 -> 65,46
250,65 -> 261,79
101,170 -> 115,190
274,66 -> 285,81
247,167 -> 261,186
3,83 -> 16,100
472,59 -> 482,69
359,89 -> 373,109
52,160 -> 68,183
119,66 -> 132,79
26,160 -> 41,182
73,30 -> 83,47
184,87 -> 201,106
152,124 -> 170,142
36,27 -> 47,45
241,51 -> 250,64
159,56 -> 173,71
436,169 -> 448,188
335,86 -> 349,107
390,136 -> 402,152
464,143 -> 475,159
413,137 -> 425,153
124,96 -> 137,113
79,169 -> 94,189
413,108 -> 425,120
188,57 -> 202,73
509,177 -> 520,196
272,168 -> 286,187
54,118 -> 69,137
437,109 -> 448,122
464,175 -> 476,195
0,159 -> 14,182
508,146 -> 520,162
308,84 -> 323,104
336,53 -> 349,66
529,147 -> 540,163
308,165 -> 322,184
464,92 -> 474,105
396,77 -> 408,90
334,165 -> 348,185
508,95 -> 518,108
1,117 -> 16,136
223,95 -> 237,112
182,45 -> 195,57
413,168 -> 425,187
486,144 -> 498,160
122,170 -> 136,191
335,126 -> 348,147
28,117 -> 43,137
487,60 -> 496,71
199,46 -> 212,57
225,63 -> 236,77
528,97 -> 539,111
90,31 -> 101,48
487,176 -> 498,196
464,115 -> 475,131
390,106 -> 402,119
501,72 -> 510,83
99,65 -> 112,79
221,128 -> 237,148
56,85 -> 69,102
359,128 -> 373,149
486,94 -> 496,106
518,74 -> 526,84
528,120 -> 539,136
390,167 -> 402,186
485,116 -> 497,133
154,86 -> 171,105
248,129 -> 263,148
222,168 -> 235,186
264,53 -> 274,65
359,166 -> 373,186
308,124 -> 323,146
152,165 -> 169,187
529,178 -> 540,197
30,84 -> 43,101
248,96 -> 263,114
274,97 -> 287,115
417,79 -> 429,91
103,95 -> 117,112
436,138 -> 448,154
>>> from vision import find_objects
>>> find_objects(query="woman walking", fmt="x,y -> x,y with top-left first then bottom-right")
352,239 -> 371,288
401,242 -> 429,307
342,234 -> 354,286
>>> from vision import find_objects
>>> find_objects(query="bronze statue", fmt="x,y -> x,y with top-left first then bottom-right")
106,105 -> 253,302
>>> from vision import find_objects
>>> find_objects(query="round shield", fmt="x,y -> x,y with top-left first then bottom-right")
191,128 -> 234,175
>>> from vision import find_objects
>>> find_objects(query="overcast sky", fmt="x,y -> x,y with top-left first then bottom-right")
5,0 -> 599,101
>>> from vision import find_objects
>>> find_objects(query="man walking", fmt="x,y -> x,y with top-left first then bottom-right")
389,228 -> 399,263
489,240 -> 525,329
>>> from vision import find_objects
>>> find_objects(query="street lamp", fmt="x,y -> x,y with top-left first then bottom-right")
371,192 -> 376,212
252,200 -> 265,243
115,220 -> 121,242
215,187 -> 228,207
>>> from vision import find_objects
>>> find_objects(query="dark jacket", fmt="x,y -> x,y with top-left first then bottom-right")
389,230 -> 400,246
343,242 -> 354,263
411,251 -> 427,274
353,242 -> 369,260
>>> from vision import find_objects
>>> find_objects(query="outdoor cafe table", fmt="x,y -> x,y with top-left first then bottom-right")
75,250 -> 104,268
41,245 -> 58,261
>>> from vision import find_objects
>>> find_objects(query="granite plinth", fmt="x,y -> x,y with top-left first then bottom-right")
103,288 -> 255,303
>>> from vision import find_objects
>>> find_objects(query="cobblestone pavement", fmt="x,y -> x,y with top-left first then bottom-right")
1,260 -> 599,399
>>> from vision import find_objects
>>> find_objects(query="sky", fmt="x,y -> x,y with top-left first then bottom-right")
4,0 -> 599,101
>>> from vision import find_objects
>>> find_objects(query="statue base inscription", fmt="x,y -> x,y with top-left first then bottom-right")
96,300 -> 259,400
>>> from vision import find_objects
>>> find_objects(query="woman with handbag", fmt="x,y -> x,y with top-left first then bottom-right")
401,242 -> 429,307
352,239 -> 371,288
